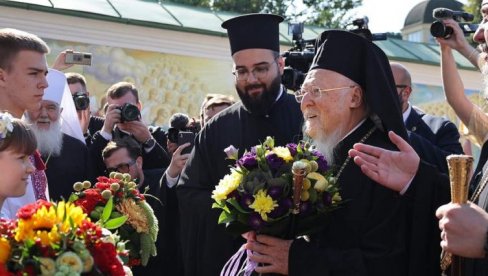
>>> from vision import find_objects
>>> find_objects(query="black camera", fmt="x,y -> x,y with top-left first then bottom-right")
117,103 -> 140,122
281,18 -> 386,91
281,23 -> 316,91
167,123 -> 200,143
72,92 -> 90,111
430,8 -> 477,38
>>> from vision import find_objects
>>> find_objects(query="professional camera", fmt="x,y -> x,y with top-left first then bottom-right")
117,103 -> 140,122
281,23 -> 316,91
430,8 -> 478,38
281,18 -> 386,91
72,92 -> 90,111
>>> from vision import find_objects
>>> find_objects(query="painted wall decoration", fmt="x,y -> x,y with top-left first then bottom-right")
44,38 -> 235,127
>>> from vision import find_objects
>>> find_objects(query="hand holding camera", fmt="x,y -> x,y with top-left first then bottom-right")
431,8 -> 477,39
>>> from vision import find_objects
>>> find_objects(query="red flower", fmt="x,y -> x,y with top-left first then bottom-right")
74,189 -> 104,214
16,200 -> 52,219
90,242 -> 125,276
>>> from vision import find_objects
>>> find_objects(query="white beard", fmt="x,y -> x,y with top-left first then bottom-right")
482,64 -> 488,103
25,115 -> 64,157
305,124 -> 343,166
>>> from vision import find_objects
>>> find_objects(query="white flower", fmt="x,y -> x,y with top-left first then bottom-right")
0,112 -> 13,139
224,145 -> 239,160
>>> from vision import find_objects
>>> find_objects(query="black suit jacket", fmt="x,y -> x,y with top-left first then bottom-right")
406,107 -> 463,174
85,115 -> 104,146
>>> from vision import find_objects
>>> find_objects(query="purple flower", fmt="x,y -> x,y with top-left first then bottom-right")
224,145 -> 239,160
238,152 -> 258,169
286,143 -> 297,156
266,153 -> 284,170
239,193 -> 254,210
268,198 -> 289,218
267,186 -> 283,200
313,150 -> 329,172
248,212 -> 264,230
299,201 -> 312,216
322,192 -> 332,206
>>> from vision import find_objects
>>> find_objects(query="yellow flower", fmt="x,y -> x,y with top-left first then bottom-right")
211,169 -> 242,201
249,189 -> 278,221
271,147 -> 293,162
0,237 -> 11,263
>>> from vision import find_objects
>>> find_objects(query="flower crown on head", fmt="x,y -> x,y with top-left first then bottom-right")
0,112 -> 14,141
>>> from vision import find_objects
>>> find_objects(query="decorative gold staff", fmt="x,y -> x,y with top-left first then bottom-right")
440,155 -> 474,276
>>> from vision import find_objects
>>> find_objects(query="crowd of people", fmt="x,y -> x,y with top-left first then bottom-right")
1,0 -> 488,275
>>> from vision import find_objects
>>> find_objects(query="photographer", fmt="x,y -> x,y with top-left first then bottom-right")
90,82 -> 170,176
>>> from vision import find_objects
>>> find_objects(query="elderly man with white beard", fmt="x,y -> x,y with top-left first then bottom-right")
242,30 -> 429,276
25,70 -> 93,201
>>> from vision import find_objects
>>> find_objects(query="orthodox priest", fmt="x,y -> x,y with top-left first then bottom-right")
245,30 -> 433,275
176,14 -> 303,276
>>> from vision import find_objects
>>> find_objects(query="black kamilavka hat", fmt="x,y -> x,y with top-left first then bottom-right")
221,13 -> 284,55
310,30 -> 408,141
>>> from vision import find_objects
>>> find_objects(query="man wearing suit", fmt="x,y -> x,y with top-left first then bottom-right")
89,82 -> 170,176
390,62 -> 463,173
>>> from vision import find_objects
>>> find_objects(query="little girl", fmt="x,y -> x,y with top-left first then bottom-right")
0,112 -> 37,212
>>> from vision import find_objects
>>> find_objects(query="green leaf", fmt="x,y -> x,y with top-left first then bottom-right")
68,193 -> 78,202
227,198 -> 250,214
101,196 -> 113,223
104,215 -> 128,230
212,202 -> 224,209
218,211 -> 234,224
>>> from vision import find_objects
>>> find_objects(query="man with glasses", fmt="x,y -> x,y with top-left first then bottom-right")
390,62 -> 463,173
102,136 -> 182,275
176,13 -> 302,276
245,30 -> 420,275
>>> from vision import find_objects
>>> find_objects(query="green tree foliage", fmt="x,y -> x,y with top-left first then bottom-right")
465,0 -> 482,24
168,0 -> 363,28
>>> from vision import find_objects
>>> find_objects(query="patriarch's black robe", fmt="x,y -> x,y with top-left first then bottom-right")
177,92 -> 302,276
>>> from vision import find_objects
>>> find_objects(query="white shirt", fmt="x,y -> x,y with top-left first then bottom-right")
0,176 -> 50,219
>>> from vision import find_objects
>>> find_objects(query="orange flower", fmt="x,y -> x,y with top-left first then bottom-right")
0,237 -> 11,263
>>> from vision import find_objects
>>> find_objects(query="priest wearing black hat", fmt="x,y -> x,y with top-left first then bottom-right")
176,14 -> 303,276
244,30 -> 444,275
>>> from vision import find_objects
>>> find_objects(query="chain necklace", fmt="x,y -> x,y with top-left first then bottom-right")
470,168 -> 488,203
335,126 -> 377,181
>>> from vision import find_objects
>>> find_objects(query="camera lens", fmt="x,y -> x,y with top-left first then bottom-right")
73,93 -> 90,111
430,21 -> 453,38
120,103 -> 140,122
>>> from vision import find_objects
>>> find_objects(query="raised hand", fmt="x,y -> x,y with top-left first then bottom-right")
348,131 -> 420,192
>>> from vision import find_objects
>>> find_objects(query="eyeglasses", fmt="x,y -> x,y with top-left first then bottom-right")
294,85 -> 357,103
232,58 -> 278,81
105,159 -> 136,174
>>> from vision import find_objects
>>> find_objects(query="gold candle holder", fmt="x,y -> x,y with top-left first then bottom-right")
440,155 -> 474,274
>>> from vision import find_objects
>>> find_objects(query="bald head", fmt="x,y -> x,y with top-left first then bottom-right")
390,62 -> 412,113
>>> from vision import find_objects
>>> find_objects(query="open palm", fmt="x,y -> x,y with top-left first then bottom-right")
348,131 -> 420,192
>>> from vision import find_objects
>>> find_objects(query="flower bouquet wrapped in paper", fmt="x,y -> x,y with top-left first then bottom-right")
212,136 -> 343,238
0,200 -> 130,276
69,173 -> 158,267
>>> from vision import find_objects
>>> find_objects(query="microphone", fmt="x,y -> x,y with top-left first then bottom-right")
433,8 -> 474,21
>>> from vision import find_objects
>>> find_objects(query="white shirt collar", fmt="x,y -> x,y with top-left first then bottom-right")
402,103 -> 412,123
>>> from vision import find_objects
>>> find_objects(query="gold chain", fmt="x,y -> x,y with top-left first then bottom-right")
335,126 -> 377,181
470,170 -> 488,203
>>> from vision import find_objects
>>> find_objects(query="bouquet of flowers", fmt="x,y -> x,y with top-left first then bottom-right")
0,200 -> 130,276
69,173 -> 158,267
212,136 -> 343,238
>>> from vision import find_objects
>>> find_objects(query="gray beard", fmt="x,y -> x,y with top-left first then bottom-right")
26,116 -> 64,157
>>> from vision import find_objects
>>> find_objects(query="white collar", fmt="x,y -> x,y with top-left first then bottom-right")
402,103 -> 412,123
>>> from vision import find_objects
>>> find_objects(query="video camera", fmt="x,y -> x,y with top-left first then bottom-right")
430,8 -> 478,38
281,17 -> 386,91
